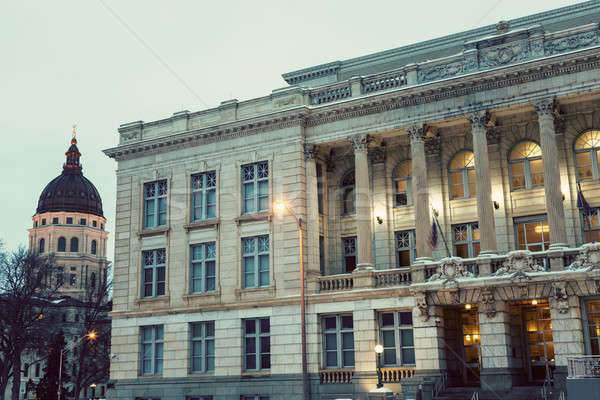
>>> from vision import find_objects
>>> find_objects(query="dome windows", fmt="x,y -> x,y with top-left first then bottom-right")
57,237 -> 66,252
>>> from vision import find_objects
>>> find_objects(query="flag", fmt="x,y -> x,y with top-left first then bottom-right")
577,182 -> 593,215
429,220 -> 438,249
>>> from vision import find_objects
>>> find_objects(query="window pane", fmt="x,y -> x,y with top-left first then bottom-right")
398,250 -> 411,267
382,330 -> 395,347
245,337 -> 256,353
325,333 -> 337,350
343,350 -> 355,367
245,319 -> 256,334
341,315 -> 353,330
245,354 -> 256,370
342,332 -> 354,350
511,163 -> 525,189
381,313 -> 394,327
402,348 -> 416,365
399,312 -> 413,326
260,318 -> 270,333
261,354 -> 270,369
384,349 -> 396,365
455,244 -> 469,258
576,152 -> 594,180
326,351 -> 337,367
401,330 -> 414,347
260,336 -> 270,353
324,317 -> 336,330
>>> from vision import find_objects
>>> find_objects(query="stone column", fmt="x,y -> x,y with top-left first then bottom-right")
370,147 -> 392,269
534,98 -> 568,247
350,134 -> 374,270
304,144 -> 321,282
468,111 -> 497,255
478,298 -> 512,391
408,124 -> 432,260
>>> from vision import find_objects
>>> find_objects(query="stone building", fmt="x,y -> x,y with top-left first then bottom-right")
104,2 -> 600,399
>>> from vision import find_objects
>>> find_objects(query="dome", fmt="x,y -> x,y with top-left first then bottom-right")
36,136 -> 104,217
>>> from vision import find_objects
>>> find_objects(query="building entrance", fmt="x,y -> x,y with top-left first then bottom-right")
444,306 -> 481,387
523,301 -> 555,383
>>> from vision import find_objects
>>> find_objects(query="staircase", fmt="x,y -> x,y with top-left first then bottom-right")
435,386 -> 546,400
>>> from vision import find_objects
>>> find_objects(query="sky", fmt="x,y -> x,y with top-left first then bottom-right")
1,0 -> 580,259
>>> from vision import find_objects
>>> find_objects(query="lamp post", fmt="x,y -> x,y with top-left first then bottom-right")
274,201 -> 310,400
375,344 -> 384,388
57,331 -> 97,400
90,383 -> 97,399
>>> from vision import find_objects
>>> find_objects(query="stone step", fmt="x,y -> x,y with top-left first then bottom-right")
436,386 -> 544,400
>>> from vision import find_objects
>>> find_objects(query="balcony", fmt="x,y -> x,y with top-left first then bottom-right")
568,356 -> 600,378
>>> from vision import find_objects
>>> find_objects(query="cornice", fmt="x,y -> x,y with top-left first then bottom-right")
105,48 -> 600,161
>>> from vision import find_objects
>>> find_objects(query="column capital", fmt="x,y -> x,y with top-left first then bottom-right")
407,124 -> 426,143
533,98 -> 556,118
466,110 -> 490,130
368,147 -> 386,164
303,143 -> 318,160
349,134 -> 371,152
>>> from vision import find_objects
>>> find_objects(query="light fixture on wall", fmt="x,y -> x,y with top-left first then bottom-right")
376,216 -> 383,225
493,201 -> 500,210
465,304 -> 472,310
532,299 -> 538,305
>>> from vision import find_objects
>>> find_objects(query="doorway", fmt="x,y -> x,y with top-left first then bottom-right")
523,301 -> 555,383
444,306 -> 481,387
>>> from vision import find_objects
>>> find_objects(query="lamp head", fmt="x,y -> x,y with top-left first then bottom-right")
374,344 -> 384,354
274,201 -> 286,213
87,331 -> 97,341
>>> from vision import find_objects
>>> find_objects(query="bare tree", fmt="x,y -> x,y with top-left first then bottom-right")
70,267 -> 112,399
0,246 -> 57,400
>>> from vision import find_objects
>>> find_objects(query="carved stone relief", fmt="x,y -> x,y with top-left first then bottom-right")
494,250 -> 545,277
415,292 -> 429,322
428,257 -> 474,281
481,41 -> 530,68
567,242 -> 600,270
419,60 -> 466,83
551,281 -> 570,314
545,31 -> 598,56
480,288 -> 496,318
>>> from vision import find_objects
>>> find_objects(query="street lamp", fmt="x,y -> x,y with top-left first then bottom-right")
58,331 -> 98,400
90,383 -> 97,399
375,344 -> 384,388
274,200 -> 309,400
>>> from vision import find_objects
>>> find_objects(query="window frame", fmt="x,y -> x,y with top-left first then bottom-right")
581,208 -> 600,243
322,314 -> 355,369
574,130 -> 600,182
190,242 -> 217,294
452,222 -> 480,258
340,170 -> 356,215
342,236 -> 357,273
509,140 -> 544,191
57,237 -> 66,252
91,240 -> 97,255
141,249 -> 166,298
242,235 -> 269,289
140,325 -> 164,376
243,317 -> 270,372
143,180 -> 168,229
39,238 -> 45,253
448,151 -> 476,200
393,160 -> 412,207
191,171 -> 217,222
241,161 -> 269,215
514,214 -> 550,253
581,296 -> 600,356
395,230 -> 416,268
70,237 -> 79,252
189,321 -> 215,374
378,311 -> 416,366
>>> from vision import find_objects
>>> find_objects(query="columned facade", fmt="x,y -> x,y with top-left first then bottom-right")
350,134 -> 374,269
408,124 -> 432,260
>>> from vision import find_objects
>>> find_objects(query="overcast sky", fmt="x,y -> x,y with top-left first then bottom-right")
1,0 -> 579,258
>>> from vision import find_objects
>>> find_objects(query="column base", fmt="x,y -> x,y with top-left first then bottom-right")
478,250 -> 497,257
414,257 -> 434,264
480,367 -> 513,391
353,263 -> 374,272
549,242 -> 568,249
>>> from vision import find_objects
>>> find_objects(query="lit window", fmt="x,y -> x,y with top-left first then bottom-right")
142,249 -> 166,298
190,242 -> 216,293
575,130 -> 600,181
509,141 -> 544,190
322,314 -> 354,369
582,299 -> 600,355
191,171 -> 216,221
342,237 -> 356,273
243,318 -> 270,371
395,230 -> 415,267
57,237 -> 66,252
242,236 -> 269,289
340,170 -> 355,215
581,208 -> 600,243
242,162 -> 269,214
190,321 -> 215,373
453,223 -> 480,258
143,180 -> 168,229
514,215 -> 549,252
393,161 -> 412,206
379,311 -> 415,366
449,151 -> 476,199
140,325 -> 163,376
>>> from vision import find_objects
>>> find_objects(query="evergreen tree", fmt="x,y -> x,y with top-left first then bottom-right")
35,331 -> 70,400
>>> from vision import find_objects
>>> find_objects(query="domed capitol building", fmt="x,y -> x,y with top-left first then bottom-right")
104,2 -> 600,399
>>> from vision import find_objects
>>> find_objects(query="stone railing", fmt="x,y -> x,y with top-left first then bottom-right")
568,356 -> 600,378
319,369 -> 354,384
314,244 -> 598,293
381,367 -> 416,383
362,69 -> 407,94
310,84 -> 351,105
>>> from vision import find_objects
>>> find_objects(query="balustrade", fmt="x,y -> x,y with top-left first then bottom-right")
362,70 -> 406,94
310,85 -> 351,105
319,369 -> 354,384
374,269 -> 412,287
381,367 -> 416,382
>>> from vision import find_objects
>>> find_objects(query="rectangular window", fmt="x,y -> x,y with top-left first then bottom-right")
142,249 -> 166,298
317,163 -> 324,214
52,217 -> 59,224
42,219 -> 46,225
395,230 -> 415,268
514,215 -> 549,252
190,321 -> 215,373
80,218 -> 86,225
140,325 -> 163,376
243,318 -> 270,371
242,161 -> 269,214
242,236 -> 269,289
583,298 -> 600,355
582,208 -> 600,243
342,237 -> 357,273
322,314 -> 354,369
453,223 -> 480,258
319,236 -> 325,275
190,243 -> 216,293
144,180 -> 168,229
92,220 -> 97,227
191,171 -> 217,221
379,311 -> 415,366
66,217 -> 73,224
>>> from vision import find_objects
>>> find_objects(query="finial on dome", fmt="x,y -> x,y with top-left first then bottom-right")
64,126 -> 82,172
72,123 -> 77,144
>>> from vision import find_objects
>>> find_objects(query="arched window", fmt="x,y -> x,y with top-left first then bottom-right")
393,161 -> 412,206
449,151 -> 476,199
57,237 -> 66,252
509,141 -> 543,190
575,130 -> 600,181
39,238 -> 45,253
91,240 -> 97,255
341,170 -> 355,215
90,272 -> 96,289
70,237 -> 79,252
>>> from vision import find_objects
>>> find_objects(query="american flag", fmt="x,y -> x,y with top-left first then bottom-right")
429,220 -> 438,249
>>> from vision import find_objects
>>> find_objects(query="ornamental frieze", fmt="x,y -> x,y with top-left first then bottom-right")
428,257 -> 474,282
480,41 -> 530,68
494,250 -> 545,277
567,242 -> 600,270
418,60 -> 466,83
545,30 -> 598,56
